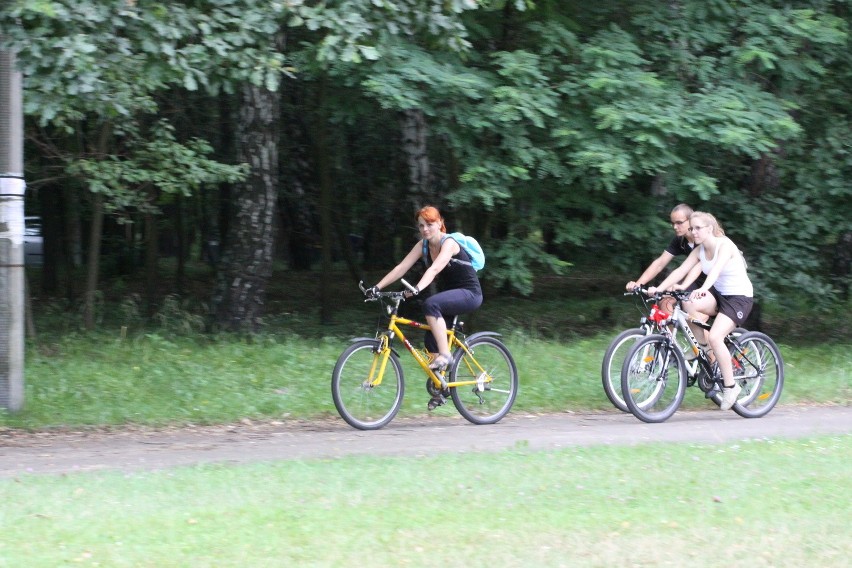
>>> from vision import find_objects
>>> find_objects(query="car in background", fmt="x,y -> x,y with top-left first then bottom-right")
24,216 -> 43,266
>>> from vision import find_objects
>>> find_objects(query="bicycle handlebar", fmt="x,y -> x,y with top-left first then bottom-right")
359,280 -> 408,302
625,286 -> 692,302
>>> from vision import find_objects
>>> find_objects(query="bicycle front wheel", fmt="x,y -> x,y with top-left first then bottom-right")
621,334 -> 687,423
331,339 -> 404,430
728,331 -> 784,418
601,328 -> 648,412
450,336 -> 518,425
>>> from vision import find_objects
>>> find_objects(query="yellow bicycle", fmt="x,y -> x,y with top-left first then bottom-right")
331,280 -> 519,430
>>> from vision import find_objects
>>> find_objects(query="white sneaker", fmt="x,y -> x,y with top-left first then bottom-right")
719,383 -> 742,411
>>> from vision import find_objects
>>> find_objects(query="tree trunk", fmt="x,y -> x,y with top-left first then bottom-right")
279,80 -> 318,271
175,193 -> 186,295
833,230 -> 852,300
144,195 -> 159,318
37,184 -> 61,296
747,152 -> 780,197
212,81 -> 281,332
62,184 -> 82,303
399,108 -> 434,209
314,79 -> 333,324
82,192 -> 103,331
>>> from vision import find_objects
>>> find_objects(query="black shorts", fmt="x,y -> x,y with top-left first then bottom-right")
709,287 -> 753,326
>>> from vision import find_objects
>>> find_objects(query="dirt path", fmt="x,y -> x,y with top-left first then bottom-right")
1,405 -> 849,477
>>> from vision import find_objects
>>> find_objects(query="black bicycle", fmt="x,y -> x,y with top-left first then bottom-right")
620,290 -> 784,423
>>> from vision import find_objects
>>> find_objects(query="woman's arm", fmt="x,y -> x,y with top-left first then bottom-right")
649,249 -> 700,293
374,242 -> 425,290
673,261 -> 704,291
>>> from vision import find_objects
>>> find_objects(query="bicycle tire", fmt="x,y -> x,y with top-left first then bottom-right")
450,336 -> 518,425
701,327 -> 759,406
601,328 -> 649,412
332,339 -> 405,430
621,334 -> 687,423
727,331 -> 784,418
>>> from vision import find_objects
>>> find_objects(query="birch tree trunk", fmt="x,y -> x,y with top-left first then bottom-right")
213,80 -> 281,332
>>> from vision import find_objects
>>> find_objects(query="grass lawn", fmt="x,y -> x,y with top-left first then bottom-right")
2,270 -> 850,566
1,435 -> 849,567
2,331 -> 849,430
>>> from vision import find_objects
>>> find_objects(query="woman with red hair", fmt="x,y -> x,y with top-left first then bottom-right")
366,206 -> 483,375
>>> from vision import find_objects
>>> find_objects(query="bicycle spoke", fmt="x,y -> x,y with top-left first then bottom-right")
621,334 -> 687,423
450,337 -> 518,425
601,328 -> 648,412
728,332 -> 784,418
332,340 -> 404,430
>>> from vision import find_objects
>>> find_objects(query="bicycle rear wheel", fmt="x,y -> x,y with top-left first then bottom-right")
450,336 -> 518,425
728,331 -> 784,418
332,339 -> 404,430
621,334 -> 687,423
601,328 -> 648,412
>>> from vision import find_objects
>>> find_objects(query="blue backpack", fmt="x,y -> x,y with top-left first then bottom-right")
422,232 -> 485,271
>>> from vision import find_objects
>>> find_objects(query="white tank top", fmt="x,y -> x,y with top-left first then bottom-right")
699,239 -> 753,297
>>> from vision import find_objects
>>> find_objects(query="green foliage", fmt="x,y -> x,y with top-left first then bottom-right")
66,120 -> 248,216
348,2 -> 849,296
296,0 -> 479,63
2,0 -> 291,227
4,0 -> 851,301
3,0 -> 293,124
485,236 -> 570,295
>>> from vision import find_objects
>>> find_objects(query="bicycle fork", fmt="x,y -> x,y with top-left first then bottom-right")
366,335 -> 393,389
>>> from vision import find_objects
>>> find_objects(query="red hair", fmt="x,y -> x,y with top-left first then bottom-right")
416,205 -> 446,232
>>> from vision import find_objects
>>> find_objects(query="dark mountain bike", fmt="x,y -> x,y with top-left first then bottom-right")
620,290 -> 783,423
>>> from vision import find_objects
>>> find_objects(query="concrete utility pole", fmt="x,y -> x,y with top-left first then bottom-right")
0,39 -> 26,412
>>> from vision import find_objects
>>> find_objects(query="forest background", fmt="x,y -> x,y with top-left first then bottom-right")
2,0 -> 850,341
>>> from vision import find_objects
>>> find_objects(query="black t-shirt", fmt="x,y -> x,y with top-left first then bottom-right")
663,236 -> 705,287
664,235 -> 694,257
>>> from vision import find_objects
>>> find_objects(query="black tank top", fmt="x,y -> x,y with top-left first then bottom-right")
424,237 -> 482,294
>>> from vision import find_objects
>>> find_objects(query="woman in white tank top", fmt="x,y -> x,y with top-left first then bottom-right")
648,211 -> 754,411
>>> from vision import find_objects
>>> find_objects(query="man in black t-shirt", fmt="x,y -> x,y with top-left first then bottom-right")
626,204 -> 703,313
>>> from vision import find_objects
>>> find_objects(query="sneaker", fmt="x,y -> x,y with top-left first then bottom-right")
427,394 -> 446,411
719,383 -> 742,411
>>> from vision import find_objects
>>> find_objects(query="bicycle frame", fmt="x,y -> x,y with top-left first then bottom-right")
630,288 -> 695,361
601,288 -> 702,414
653,291 -> 751,387
367,297 -> 493,393
620,288 -> 782,423
333,282 -> 519,430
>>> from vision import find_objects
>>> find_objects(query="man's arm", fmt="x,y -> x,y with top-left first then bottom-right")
626,251 -> 675,290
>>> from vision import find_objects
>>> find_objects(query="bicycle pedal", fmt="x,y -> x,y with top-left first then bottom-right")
427,395 -> 446,411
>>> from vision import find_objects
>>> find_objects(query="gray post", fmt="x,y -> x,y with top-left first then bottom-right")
0,39 -> 26,412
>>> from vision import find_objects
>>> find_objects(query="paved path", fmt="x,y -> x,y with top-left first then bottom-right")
1,405 -> 849,477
